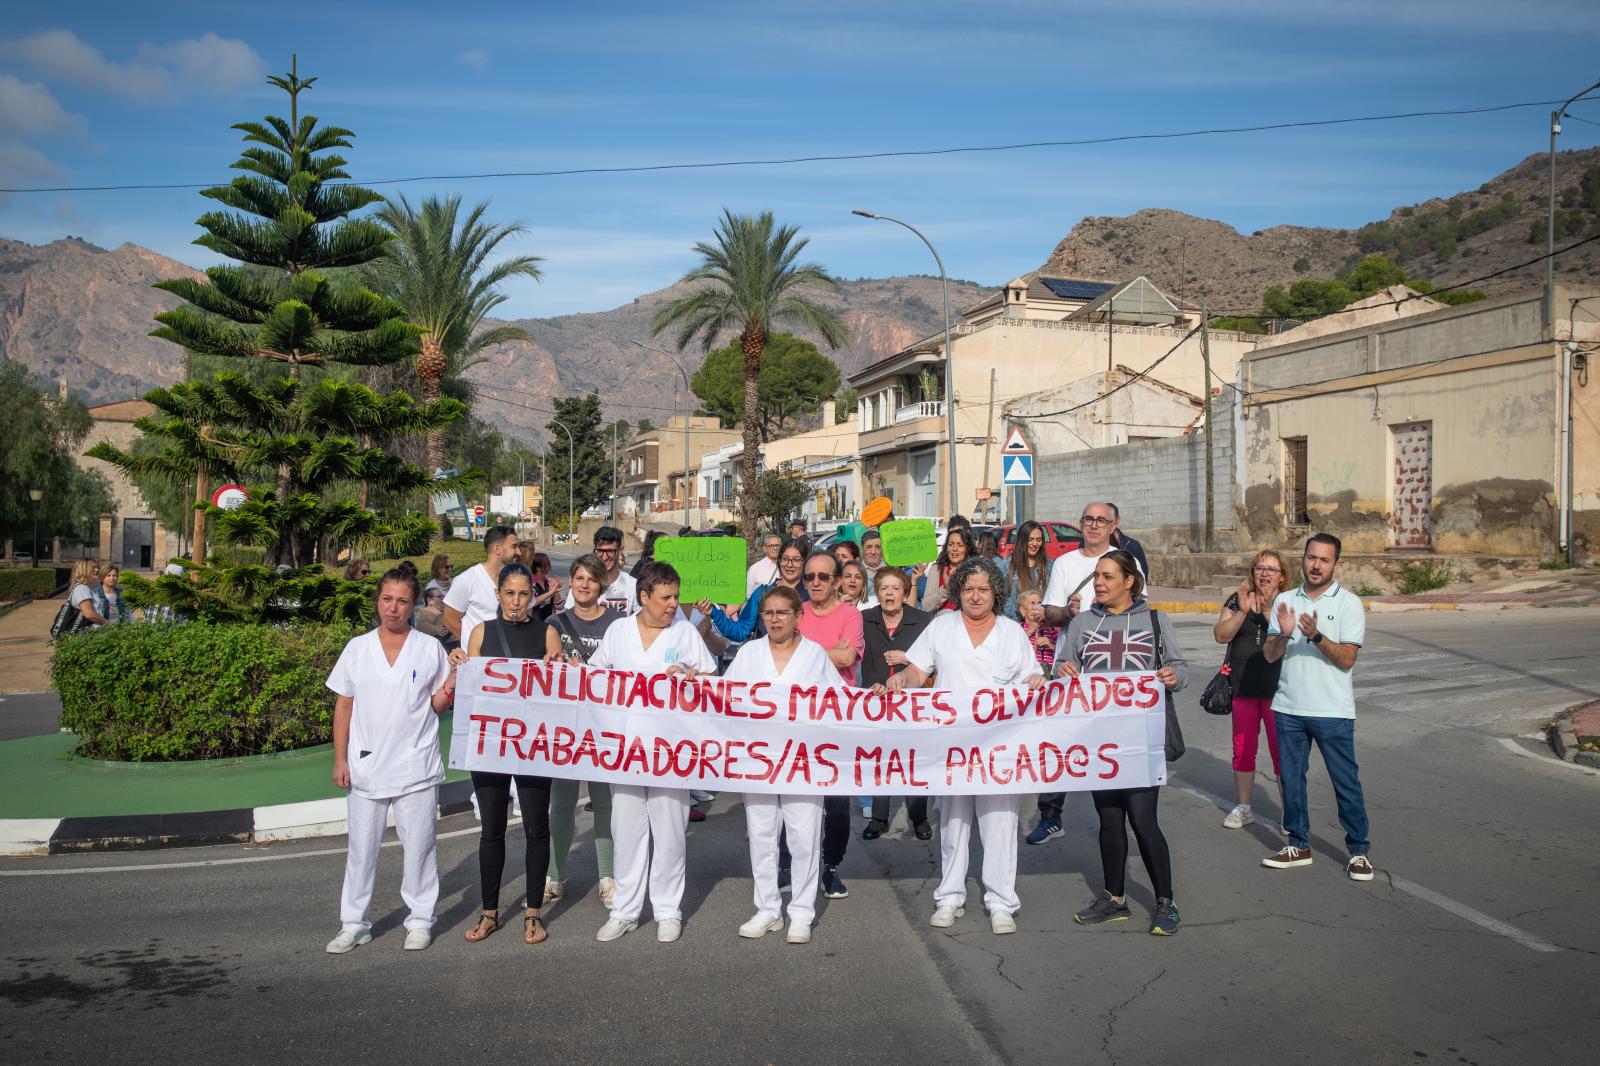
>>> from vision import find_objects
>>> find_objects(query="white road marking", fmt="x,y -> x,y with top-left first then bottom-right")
1168,779 -> 1563,954
1496,736 -> 1600,778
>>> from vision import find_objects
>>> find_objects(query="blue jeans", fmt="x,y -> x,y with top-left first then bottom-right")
1275,712 -> 1370,855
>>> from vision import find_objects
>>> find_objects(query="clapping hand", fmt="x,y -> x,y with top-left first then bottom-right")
1296,612 -> 1320,641
1237,578 -> 1261,615
1275,600 -> 1296,636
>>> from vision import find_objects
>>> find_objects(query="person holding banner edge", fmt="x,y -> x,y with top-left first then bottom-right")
878,554 -> 1044,935
590,561 -> 718,944
723,584 -> 846,944
325,568 -> 456,955
1055,550 -> 1186,936
859,566 -> 933,841
448,563 -> 557,946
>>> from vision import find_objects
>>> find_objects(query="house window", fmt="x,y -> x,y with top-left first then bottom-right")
1283,437 -> 1309,526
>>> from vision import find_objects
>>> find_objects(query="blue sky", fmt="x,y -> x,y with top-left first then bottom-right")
2,1 -> 1598,317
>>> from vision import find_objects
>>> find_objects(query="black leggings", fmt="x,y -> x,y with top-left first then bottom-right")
1092,786 -> 1173,900
471,771 -> 553,911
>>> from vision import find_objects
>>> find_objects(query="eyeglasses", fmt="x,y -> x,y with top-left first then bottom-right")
1252,565 -> 1283,575
803,572 -> 833,583
760,609 -> 795,619
595,546 -> 619,555
1080,515 -> 1113,527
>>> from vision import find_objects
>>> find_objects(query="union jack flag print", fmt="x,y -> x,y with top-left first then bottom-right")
1080,626 -> 1155,672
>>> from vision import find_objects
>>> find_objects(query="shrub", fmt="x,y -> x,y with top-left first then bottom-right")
1353,584 -> 1384,597
1397,561 -> 1454,596
0,568 -> 56,599
1539,558 -> 1573,570
52,620 -> 358,761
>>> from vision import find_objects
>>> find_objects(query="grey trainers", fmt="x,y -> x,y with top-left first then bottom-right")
1149,898 -> 1180,936
1074,895 -> 1132,926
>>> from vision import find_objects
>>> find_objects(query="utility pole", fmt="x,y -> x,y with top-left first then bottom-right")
980,368 -> 997,521
1201,308 -> 1215,553
611,422 -> 619,522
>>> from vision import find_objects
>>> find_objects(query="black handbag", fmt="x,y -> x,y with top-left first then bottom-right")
50,601 -> 85,640
1148,609 -> 1185,762
1200,665 -> 1234,716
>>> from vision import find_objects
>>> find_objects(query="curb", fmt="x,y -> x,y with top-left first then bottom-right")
1546,701 -> 1600,769
0,779 -> 475,857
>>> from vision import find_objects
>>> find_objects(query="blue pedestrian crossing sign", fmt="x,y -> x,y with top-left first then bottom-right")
1002,453 -> 1034,486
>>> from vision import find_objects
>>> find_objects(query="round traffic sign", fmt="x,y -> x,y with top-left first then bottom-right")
211,484 -> 249,510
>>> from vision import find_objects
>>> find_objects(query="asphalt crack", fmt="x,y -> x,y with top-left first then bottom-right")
944,931 -> 1024,992
1100,966 -> 1167,1065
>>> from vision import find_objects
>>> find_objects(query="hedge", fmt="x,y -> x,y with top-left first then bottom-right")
51,621 -> 358,761
0,568 -> 56,599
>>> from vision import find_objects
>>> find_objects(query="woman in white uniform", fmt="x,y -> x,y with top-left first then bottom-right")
589,561 -> 717,944
325,568 -> 456,954
878,555 -> 1044,935
723,584 -> 845,945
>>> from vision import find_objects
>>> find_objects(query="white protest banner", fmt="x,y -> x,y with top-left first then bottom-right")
449,659 -> 1166,795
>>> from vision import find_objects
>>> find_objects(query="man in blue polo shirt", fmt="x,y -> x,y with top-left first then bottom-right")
1258,532 -> 1374,882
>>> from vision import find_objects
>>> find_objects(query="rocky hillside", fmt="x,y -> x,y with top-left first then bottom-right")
1041,147 -> 1600,313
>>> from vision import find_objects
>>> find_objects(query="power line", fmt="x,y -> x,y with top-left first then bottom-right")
0,97 -> 1582,195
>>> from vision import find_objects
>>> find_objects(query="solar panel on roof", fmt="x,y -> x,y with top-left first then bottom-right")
1039,277 -> 1116,301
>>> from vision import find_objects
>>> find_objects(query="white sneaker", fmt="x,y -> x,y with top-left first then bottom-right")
929,905 -> 965,928
690,790 -> 716,803
990,910 -> 1017,935
738,913 -> 785,939
403,928 -> 432,951
325,929 -> 372,954
786,921 -> 813,944
1223,805 -> 1255,829
656,918 -> 683,943
597,877 -> 617,910
543,878 -> 565,905
595,917 -> 637,942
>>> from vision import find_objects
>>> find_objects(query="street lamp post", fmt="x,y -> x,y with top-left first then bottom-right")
852,210 -> 958,516
548,419 -> 575,540
633,340 -> 694,529
28,488 -> 42,564
1548,79 -> 1600,333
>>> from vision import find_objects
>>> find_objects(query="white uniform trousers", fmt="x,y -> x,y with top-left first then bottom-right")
934,794 -> 1021,915
610,784 -> 690,923
744,794 -> 823,926
340,786 -> 439,933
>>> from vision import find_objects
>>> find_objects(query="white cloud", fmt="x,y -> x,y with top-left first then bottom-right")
459,49 -> 490,72
0,73 -> 84,138
0,139 -> 64,206
0,29 -> 267,102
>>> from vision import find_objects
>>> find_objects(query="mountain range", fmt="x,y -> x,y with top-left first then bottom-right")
3,147 -> 1597,443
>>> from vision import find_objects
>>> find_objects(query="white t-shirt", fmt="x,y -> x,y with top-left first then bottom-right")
746,556 -> 780,595
905,611 -> 1041,689
325,628 -> 449,800
588,614 -> 716,675
443,562 -> 499,653
564,568 -> 639,617
723,634 -> 845,688
1043,546 -> 1145,616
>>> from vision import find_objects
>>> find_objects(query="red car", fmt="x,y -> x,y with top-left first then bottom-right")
997,522 -> 1083,560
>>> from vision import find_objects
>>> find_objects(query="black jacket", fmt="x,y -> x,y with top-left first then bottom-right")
859,604 -> 932,688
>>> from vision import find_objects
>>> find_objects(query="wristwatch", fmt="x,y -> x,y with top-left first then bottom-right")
1310,632 -> 1324,645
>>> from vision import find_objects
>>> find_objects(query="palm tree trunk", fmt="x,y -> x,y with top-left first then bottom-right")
192,440 -> 211,564
419,335 -> 446,520
739,327 -> 765,545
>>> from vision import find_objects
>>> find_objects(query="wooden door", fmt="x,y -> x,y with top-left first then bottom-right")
1389,421 -> 1433,549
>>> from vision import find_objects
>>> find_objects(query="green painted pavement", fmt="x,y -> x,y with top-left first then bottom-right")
0,716 -> 469,819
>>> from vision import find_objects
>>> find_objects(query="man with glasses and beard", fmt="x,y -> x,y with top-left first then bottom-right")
564,526 -> 637,616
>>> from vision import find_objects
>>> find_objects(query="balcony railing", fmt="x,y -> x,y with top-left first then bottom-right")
894,400 -> 945,424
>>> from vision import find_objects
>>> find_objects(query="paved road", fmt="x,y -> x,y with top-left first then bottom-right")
2,609 -> 1597,1064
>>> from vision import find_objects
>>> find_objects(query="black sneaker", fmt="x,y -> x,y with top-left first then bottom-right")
1149,898 -> 1180,936
778,865 -> 791,893
913,820 -> 933,841
1074,894 -> 1132,926
821,865 -> 849,899
862,818 -> 888,841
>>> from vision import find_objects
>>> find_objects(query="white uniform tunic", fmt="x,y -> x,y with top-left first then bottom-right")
325,628 -> 450,933
905,611 -> 1042,917
588,616 -> 716,926
724,635 -> 845,929
443,562 -> 500,657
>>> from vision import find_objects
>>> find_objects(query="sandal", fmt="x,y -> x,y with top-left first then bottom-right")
464,911 -> 500,942
523,911 -> 548,945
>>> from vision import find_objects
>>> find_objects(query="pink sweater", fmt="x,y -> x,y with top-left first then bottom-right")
800,600 -> 865,684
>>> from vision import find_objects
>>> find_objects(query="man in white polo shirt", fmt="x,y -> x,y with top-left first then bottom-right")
1028,500 -> 1147,845
443,524 -> 518,653
1259,532 -> 1373,882
563,526 -> 638,616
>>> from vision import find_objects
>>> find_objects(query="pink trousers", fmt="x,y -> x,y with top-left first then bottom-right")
1231,696 -> 1281,774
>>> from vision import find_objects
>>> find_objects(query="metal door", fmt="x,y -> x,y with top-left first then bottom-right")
912,451 -> 937,517
121,518 -> 155,570
1389,421 -> 1433,549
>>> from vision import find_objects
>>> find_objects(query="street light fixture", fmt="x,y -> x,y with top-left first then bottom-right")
28,488 -> 42,566
852,209 -> 959,516
633,340 -> 695,529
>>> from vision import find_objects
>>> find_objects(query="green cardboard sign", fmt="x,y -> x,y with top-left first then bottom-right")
834,520 -> 866,546
879,519 -> 938,566
653,537 -> 749,604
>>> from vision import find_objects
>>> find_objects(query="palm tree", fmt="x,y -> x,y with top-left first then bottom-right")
652,210 -> 849,542
373,195 -> 543,512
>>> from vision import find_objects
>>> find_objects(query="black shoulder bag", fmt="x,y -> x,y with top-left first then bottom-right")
1148,609 -> 1186,762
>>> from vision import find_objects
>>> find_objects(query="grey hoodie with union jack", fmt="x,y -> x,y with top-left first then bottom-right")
1054,598 -> 1191,690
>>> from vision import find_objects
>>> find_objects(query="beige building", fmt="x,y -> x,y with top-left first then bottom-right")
1238,283 -> 1600,557
616,415 -> 741,521
848,274 -> 1259,518
79,399 -> 177,570
756,400 -> 861,531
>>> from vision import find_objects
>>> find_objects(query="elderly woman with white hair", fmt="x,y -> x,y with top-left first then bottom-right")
875,554 -> 1044,935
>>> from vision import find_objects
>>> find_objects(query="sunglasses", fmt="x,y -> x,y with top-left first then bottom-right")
803,572 -> 834,583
